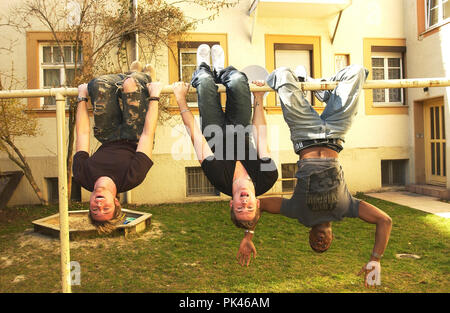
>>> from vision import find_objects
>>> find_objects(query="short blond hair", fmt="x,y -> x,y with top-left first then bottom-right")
230,205 -> 261,231
88,200 -> 125,235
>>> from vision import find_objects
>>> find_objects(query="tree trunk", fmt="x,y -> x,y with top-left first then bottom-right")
22,164 -> 47,205
3,139 -> 47,205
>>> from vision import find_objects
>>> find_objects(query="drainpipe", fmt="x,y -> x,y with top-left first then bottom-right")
131,0 -> 139,63
248,0 -> 259,43
125,0 -> 139,205
330,10 -> 343,45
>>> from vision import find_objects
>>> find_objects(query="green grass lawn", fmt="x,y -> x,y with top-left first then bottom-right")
0,194 -> 449,293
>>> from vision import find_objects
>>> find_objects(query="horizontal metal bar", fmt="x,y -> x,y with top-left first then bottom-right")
0,78 -> 449,99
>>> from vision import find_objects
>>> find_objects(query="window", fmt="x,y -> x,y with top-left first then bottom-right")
381,160 -> 408,186
426,0 -> 449,29
264,35 -> 322,110
335,54 -> 349,72
46,177 -> 81,203
371,52 -> 404,106
168,33 -> 228,110
274,45 -> 313,105
281,163 -> 298,192
363,38 -> 407,115
185,167 -> 219,196
39,43 -> 82,107
179,47 -> 199,105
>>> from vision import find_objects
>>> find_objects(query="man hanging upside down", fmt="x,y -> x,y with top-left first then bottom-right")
74,62 -> 162,234
236,64 -> 392,288
172,44 -> 278,239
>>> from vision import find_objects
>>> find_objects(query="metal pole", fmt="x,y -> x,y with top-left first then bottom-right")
0,78 -> 449,99
54,91 -> 71,293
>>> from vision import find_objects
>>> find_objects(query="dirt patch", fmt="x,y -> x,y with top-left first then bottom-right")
12,275 -> 25,283
42,215 -> 94,231
15,221 -> 163,252
0,222 -> 163,275
0,257 -> 13,269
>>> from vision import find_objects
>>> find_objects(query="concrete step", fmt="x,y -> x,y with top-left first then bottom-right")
407,184 -> 450,200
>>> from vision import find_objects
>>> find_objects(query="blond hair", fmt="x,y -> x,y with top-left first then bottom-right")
229,205 -> 261,231
88,200 -> 125,235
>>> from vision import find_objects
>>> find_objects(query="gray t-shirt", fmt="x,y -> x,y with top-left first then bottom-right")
280,158 -> 359,227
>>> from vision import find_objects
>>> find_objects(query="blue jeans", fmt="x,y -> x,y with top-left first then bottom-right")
266,64 -> 368,153
191,63 -> 252,141
88,72 -> 152,143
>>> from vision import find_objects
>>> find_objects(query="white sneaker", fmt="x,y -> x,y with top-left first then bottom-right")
294,65 -> 308,82
197,44 -> 211,67
211,44 -> 225,72
295,65 -> 330,102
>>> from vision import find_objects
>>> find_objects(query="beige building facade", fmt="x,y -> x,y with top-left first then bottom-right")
0,0 -> 448,206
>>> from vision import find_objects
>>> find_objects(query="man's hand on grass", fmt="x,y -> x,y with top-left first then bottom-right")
236,237 -> 257,267
357,260 -> 381,288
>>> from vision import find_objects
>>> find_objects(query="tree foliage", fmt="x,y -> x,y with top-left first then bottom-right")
3,0 -> 238,201
0,74 -> 45,205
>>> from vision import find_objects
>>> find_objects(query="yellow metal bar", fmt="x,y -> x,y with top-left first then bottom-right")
55,92 -> 71,293
0,78 -> 449,99
0,87 -> 78,98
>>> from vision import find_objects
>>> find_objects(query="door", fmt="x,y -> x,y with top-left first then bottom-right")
424,98 -> 446,185
275,49 -> 312,105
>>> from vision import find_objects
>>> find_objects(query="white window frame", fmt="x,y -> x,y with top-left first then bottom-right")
371,52 -> 404,107
425,0 -> 449,30
39,42 -> 82,107
179,47 -> 198,107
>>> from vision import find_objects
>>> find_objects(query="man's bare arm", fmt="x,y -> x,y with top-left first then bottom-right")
75,84 -> 90,153
173,82 -> 213,164
358,200 -> 392,260
357,200 -> 392,288
251,81 -> 270,159
136,82 -> 162,159
259,197 -> 283,214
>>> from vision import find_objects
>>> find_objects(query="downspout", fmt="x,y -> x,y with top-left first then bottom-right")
248,0 -> 259,43
331,10 -> 343,45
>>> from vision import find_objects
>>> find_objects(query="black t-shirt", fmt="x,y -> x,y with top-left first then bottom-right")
73,140 -> 153,193
201,133 -> 278,197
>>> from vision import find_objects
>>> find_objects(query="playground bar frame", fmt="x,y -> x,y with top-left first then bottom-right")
0,77 -> 449,293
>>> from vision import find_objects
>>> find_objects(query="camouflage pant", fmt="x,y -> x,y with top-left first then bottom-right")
87,72 -> 151,143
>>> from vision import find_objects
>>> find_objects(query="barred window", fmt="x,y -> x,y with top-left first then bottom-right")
281,163 -> 298,193
185,167 -> 218,196
46,177 -> 81,203
381,160 -> 408,186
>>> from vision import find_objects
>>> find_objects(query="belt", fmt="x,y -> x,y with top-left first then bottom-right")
294,138 -> 344,153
